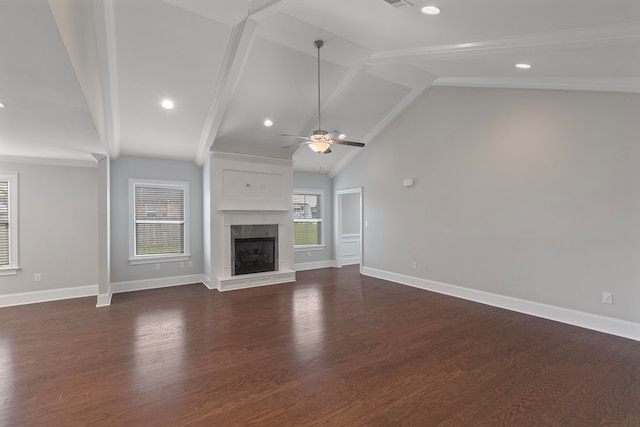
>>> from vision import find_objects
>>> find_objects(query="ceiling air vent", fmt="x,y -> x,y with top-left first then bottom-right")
383,0 -> 414,8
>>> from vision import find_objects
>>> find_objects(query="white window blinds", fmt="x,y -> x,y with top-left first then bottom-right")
0,180 -> 9,266
293,193 -> 323,246
134,184 -> 185,256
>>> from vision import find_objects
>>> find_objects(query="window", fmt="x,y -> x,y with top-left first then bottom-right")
129,179 -> 190,264
0,172 -> 19,276
293,190 -> 324,248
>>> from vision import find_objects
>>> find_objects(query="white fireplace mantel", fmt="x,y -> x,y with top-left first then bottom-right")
209,152 -> 296,292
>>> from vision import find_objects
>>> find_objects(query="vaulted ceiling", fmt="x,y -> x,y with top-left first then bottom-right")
1,0 -> 639,174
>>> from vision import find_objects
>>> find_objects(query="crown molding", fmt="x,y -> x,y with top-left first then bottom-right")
369,22 -> 640,63
0,155 -> 98,168
432,77 -> 640,94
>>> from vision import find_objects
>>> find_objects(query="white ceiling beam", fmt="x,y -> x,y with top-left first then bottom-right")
369,22 -> 640,64
249,0 -> 285,20
48,0 -> 102,136
92,0 -> 120,159
194,18 -> 258,166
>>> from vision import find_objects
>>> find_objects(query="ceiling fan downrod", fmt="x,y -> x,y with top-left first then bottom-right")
314,40 -> 323,132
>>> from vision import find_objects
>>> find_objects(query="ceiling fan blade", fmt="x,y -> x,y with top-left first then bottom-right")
283,141 -> 312,148
280,133 -> 311,140
331,140 -> 365,147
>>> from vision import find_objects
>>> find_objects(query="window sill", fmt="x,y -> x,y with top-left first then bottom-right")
294,245 -> 325,252
0,266 -> 20,276
129,254 -> 190,265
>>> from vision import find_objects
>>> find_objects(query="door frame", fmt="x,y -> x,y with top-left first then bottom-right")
334,187 -> 363,273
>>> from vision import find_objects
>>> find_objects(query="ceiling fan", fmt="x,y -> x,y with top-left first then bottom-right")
282,40 -> 365,154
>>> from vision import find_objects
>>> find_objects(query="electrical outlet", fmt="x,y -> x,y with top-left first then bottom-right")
602,292 -> 612,304
155,264 -> 160,271
188,260 -> 193,268
34,273 -> 42,282
179,262 -> 185,268
412,261 -> 417,269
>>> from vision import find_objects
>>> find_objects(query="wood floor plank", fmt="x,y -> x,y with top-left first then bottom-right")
1,265 -> 640,425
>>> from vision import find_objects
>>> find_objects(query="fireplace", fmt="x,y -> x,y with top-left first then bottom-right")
233,237 -> 276,275
230,224 -> 279,276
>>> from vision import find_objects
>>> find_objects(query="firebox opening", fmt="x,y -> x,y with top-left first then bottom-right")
233,237 -> 276,275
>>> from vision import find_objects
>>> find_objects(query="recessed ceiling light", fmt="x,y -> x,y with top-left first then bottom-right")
264,119 -> 273,127
421,5 -> 441,15
0,102 -> 5,108
161,99 -> 174,109
515,63 -> 532,69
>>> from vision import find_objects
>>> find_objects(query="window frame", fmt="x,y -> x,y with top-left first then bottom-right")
128,178 -> 190,265
293,188 -> 325,250
0,172 -> 19,276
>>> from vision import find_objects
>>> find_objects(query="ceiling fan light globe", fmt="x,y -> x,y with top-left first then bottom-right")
309,140 -> 331,153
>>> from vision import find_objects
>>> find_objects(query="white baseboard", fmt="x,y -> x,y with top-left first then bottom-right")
295,260 -> 337,271
202,275 -> 214,290
96,292 -> 112,307
111,274 -> 206,294
362,267 -> 640,342
0,284 -> 98,308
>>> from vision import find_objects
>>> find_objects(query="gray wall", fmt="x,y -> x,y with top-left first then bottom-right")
0,161 -> 98,294
293,171 -> 334,264
333,86 -> 640,323
110,156 -> 203,283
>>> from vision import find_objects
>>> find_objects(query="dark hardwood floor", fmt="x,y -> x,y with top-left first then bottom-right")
1,266 -> 639,426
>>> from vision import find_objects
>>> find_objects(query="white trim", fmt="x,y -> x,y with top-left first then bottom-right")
0,267 -> 20,276
334,188 -> 363,271
219,208 -> 289,214
96,292 -> 112,307
111,274 -> 205,294
432,77 -> 640,94
362,267 -> 640,342
340,233 -> 360,238
294,244 -> 325,251
202,275 -> 214,290
92,0 -> 121,158
295,260 -> 337,271
128,178 -> 190,263
0,173 -> 18,272
293,188 -> 325,248
368,22 -> 640,64
128,254 -> 190,265
217,270 -> 295,292
0,156 -> 96,168
0,285 -> 98,308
